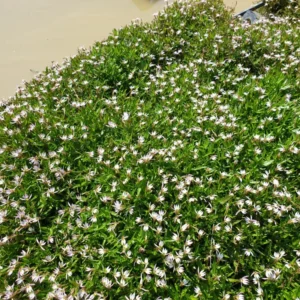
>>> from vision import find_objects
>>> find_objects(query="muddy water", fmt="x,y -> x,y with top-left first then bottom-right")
0,0 -> 254,100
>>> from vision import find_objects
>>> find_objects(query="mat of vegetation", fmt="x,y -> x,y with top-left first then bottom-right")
259,0 -> 299,18
0,0 -> 299,299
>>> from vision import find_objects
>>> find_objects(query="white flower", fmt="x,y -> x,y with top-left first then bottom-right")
172,233 -> 180,242
198,229 -> 205,237
194,286 -> 202,296
118,279 -> 128,287
173,205 -> 180,213
263,269 -> 280,281
107,121 -> 117,128
66,269 -> 72,279
272,179 -> 280,187
271,250 -> 285,260
176,265 -> 184,275
244,249 -> 254,256
180,223 -> 189,232
141,223 -> 149,231
196,210 -> 204,218
256,288 -> 264,296
101,277 -> 113,289
240,276 -> 249,285
113,201 -> 124,213
11,148 -> 23,158
294,250 -> 300,256
125,294 -> 141,300
236,293 -> 244,300
122,112 -> 130,122
216,252 -> 224,261
254,147 -> 262,155
197,268 -> 206,280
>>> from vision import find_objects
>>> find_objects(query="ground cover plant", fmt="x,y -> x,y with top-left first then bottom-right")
0,0 -> 299,299
258,0 -> 299,18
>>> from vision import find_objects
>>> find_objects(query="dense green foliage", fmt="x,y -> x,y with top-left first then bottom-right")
0,0 -> 299,299
258,0 -> 299,18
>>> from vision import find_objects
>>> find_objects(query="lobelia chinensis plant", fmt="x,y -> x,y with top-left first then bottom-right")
0,0 -> 300,299
257,0 -> 300,19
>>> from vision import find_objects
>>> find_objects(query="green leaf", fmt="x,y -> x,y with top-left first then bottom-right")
191,166 -> 206,171
262,160 -> 274,166
227,278 -> 240,283
281,85 -> 291,91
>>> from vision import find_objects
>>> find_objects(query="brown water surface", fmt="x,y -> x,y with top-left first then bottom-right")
0,0 -> 254,100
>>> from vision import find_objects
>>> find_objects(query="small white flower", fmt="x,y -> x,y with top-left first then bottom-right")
263,269 -> 280,281
198,229 -> 205,237
125,293 -> 141,300
172,233 -> 180,242
240,276 -> 249,285
196,210 -> 204,218
180,223 -> 189,232
254,147 -> 262,155
236,293 -> 244,300
107,121 -> 117,128
122,112 -> 130,122
101,277 -> 113,289
273,179 -> 280,187
197,268 -> 206,280
244,249 -> 254,256
256,288 -> 264,296
194,286 -> 202,296
271,250 -> 285,261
